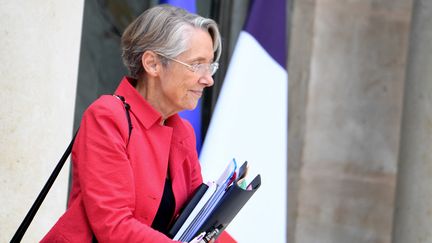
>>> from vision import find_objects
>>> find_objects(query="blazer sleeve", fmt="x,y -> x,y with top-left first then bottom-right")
74,98 -> 181,243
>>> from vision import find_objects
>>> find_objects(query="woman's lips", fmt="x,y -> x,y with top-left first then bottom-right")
190,90 -> 203,97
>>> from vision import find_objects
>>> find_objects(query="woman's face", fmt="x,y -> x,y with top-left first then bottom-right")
158,28 -> 215,114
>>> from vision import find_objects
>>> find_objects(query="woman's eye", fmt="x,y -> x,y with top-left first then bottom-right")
191,64 -> 201,69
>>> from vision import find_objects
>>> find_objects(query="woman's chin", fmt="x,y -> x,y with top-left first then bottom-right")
182,101 -> 199,111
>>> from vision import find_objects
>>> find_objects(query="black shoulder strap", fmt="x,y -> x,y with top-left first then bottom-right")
113,95 -> 133,144
11,96 -> 133,243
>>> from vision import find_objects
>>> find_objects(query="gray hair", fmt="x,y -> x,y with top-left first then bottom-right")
121,4 -> 222,79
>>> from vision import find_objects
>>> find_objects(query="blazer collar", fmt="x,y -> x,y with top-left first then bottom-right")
114,76 -> 191,143
165,113 -> 191,144
115,77 -> 162,129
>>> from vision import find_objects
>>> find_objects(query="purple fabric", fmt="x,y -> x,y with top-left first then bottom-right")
159,0 -> 196,13
244,0 -> 287,67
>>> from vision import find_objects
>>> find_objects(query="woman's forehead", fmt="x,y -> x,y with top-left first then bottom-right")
179,28 -> 214,61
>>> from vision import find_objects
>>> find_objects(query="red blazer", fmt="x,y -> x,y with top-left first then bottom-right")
41,77 -> 203,243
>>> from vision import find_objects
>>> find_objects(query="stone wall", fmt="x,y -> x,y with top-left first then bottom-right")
0,1 -> 84,242
288,0 -> 413,242
393,0 -> 432,242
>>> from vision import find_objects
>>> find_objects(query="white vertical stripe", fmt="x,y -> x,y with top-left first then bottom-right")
200,32 -> 288,243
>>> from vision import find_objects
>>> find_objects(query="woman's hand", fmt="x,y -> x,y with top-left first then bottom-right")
188,232 -> 205,243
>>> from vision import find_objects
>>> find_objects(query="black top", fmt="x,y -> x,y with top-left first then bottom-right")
151,177 -> 175,236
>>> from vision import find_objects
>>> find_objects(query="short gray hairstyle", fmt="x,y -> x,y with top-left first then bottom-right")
121,4 -> 222,79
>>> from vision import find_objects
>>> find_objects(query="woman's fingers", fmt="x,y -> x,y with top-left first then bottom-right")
189,232 -> 206,243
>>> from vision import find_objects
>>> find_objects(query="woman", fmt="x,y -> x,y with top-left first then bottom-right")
41,5 -> 221,243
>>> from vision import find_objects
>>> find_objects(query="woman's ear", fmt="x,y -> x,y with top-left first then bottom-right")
141,51 -> 160,77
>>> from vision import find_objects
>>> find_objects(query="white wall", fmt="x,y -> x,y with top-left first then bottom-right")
0,1 -> 84,242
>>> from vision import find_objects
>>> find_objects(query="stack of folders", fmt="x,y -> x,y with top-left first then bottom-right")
168,159 -> 261,242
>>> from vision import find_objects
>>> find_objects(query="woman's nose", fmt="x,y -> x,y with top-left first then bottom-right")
199,74 -> 214,87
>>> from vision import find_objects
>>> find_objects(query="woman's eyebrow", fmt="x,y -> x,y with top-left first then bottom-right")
188,56 -> 214,63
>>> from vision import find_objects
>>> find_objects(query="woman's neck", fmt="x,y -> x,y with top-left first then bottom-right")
135,78 -> 175,121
